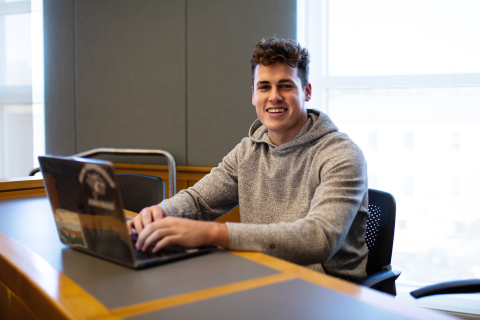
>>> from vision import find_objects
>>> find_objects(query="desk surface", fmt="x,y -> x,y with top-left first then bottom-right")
0,195 -> 457,320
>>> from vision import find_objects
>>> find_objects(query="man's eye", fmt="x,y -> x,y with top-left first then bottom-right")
259,86 -> 269,90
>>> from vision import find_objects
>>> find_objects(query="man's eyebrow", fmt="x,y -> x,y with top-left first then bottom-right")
256,79 -> 294,86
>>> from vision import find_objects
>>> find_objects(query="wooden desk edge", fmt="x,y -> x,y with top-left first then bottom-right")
0,232 -> 120,320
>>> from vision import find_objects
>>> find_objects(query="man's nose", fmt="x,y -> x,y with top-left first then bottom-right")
268,87 -> 282,102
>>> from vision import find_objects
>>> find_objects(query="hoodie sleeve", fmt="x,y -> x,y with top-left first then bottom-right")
158,141 -> 243,221
225,139 -> 368,267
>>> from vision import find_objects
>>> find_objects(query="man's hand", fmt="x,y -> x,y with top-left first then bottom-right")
126,205 -> 168,235
135,217 -> 230,252
126,205 -> 230,251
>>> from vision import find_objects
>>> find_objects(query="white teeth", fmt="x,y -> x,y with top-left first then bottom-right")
268,108 -> 286,113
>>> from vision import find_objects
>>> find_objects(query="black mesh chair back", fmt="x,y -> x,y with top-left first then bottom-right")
359,188 -> 401,295
115,173 -> 165,213
365,188 -> 396,276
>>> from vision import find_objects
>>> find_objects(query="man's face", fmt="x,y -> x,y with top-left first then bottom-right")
252,63 -> 311,146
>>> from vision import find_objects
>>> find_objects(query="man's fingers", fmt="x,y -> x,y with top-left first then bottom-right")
140,209 -> 154,228
127,206 -> 166,235
140,227 -> 174,251
126,220 -> 134,235
152,235 -> 180,253
132,215 -> 145,234
132,216 -> 220,252
135,217 -> 174,250
151,205 -> 167,220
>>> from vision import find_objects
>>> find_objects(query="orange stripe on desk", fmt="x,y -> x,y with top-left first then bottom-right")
110,272 -> 297,318
231,251 -> 308,274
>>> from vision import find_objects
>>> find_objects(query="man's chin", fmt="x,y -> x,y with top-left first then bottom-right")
264,122 -> 288,134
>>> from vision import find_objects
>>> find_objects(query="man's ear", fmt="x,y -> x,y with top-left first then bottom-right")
252,86 -> 255,105
304,83 -> 312,102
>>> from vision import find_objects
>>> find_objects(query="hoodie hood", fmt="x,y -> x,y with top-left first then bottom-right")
249,109 -> 339,152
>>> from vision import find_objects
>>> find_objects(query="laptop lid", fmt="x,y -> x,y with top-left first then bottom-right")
39,155 -> 137,268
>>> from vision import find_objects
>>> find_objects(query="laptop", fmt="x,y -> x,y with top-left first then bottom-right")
38,155 -> 217,269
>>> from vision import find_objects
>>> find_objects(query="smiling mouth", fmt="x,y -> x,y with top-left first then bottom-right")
267,108 -> 287,114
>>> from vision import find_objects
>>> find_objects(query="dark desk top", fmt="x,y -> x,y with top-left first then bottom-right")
0,196 -> 457,320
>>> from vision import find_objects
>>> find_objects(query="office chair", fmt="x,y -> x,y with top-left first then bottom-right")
360,188 -> 401,296
410,278 -> 480,298
115,173 -> 165,213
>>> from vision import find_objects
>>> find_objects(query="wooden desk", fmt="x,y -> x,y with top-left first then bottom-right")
0,180 -> 457,320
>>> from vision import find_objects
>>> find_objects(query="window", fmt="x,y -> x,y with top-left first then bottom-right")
397,220 -> 407,230
368,175 -> 377,189
450,177 -> 460,197
298,0 -> 480,314
404,132 -> 414,151
0,0 -> 44,179
367,131 -> 377,151
403,176 -> 414,196
451,132 -> 460,151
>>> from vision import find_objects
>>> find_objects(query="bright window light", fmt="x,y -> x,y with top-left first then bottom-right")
298,0 -> 480,314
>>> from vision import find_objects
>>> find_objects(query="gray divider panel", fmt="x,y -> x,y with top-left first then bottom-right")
44,0 -> 76,156
0,197 -> 279,309
74,0 -> 187,165
186,0 -> 297,166
128,279 -> 410,320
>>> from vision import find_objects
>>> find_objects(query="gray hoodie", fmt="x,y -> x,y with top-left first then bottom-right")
159,109 -> 368,282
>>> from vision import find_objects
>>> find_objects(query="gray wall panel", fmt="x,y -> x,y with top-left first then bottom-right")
44,0 -> 296,167
44,0 -> 76,156
186,0 -> 296,166
74,0 -> 187,165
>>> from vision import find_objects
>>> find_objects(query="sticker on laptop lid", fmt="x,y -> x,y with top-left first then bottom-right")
78,163 -> 117,212
54,208 -> 88,249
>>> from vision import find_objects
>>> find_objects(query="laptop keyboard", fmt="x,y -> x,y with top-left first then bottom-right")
130,233 -> 199,261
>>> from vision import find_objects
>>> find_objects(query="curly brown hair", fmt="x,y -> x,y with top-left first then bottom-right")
250,38 -> 310,89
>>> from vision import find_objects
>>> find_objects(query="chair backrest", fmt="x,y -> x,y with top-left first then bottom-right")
115,173 -> 165,213
365,188 -> 397,276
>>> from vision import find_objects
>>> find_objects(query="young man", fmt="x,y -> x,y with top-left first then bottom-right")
127,38 -> 369,282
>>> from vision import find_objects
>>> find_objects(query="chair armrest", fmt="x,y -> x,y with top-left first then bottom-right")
360,265 -> 401,289
410,279 -> 480,299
